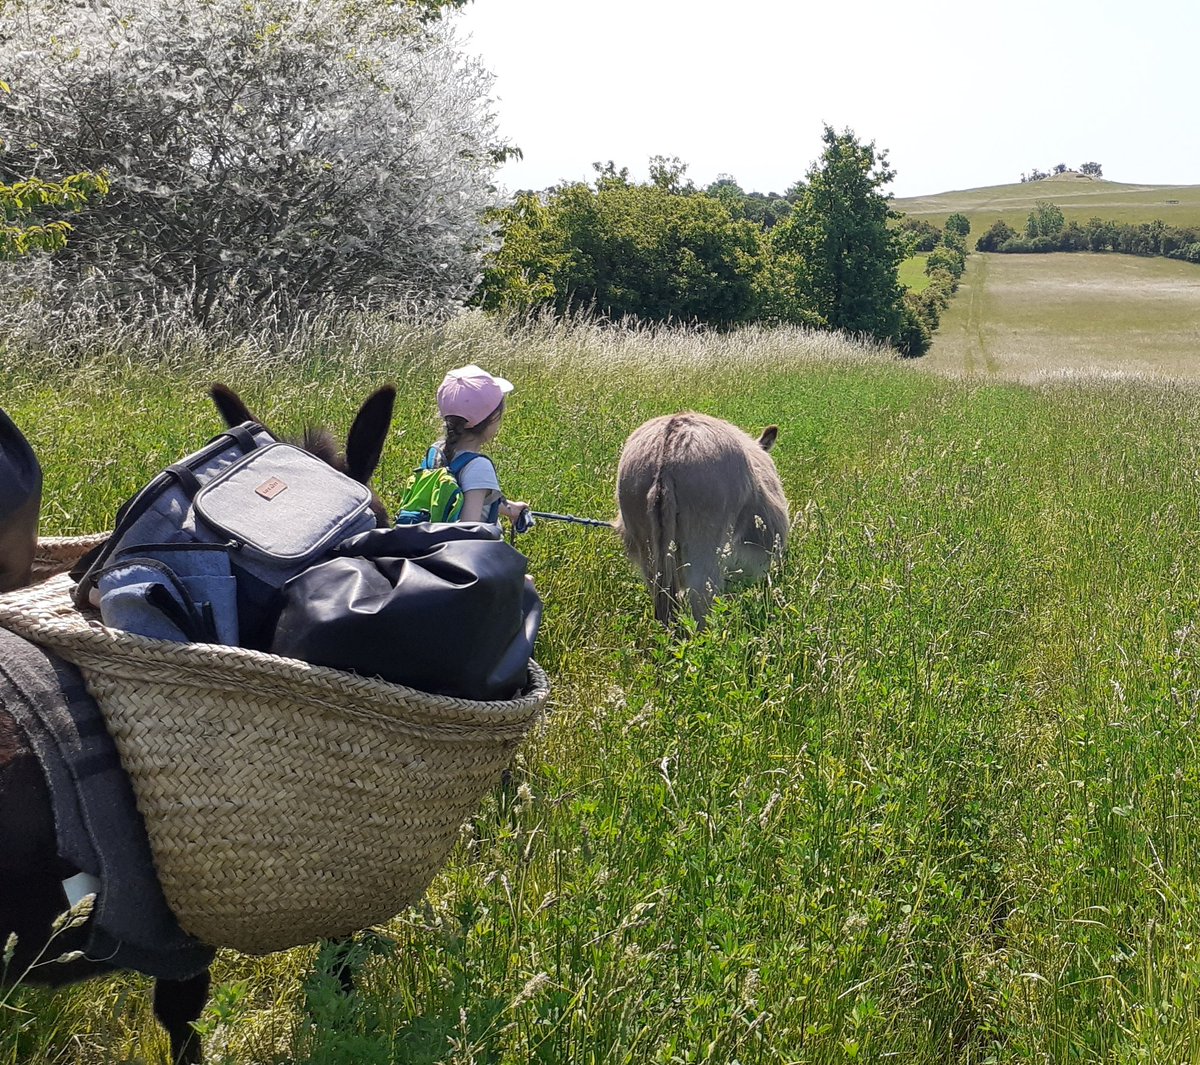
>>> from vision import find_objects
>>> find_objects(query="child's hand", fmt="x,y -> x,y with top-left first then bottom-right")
513,507 -> 535,534
503,500 -> 534,533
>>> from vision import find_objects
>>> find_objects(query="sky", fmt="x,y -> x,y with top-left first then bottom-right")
454,0 -> 1200,200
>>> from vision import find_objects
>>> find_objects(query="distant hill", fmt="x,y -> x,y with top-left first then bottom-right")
893,178 -> 1200,234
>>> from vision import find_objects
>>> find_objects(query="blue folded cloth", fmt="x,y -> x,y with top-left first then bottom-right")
96,544 -> 237,645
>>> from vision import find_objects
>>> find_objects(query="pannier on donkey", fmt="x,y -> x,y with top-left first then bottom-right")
0,390 -> 548,1063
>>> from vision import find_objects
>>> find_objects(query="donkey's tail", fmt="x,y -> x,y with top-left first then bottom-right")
649,472 -> 680,626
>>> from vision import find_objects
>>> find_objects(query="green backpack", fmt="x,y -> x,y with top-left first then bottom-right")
394,448 -> 478,525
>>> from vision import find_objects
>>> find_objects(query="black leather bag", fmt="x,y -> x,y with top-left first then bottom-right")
270,523 -> 541,701
0,408 -> 42,593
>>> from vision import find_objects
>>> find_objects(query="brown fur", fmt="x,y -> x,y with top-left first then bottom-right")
615,412 -> 789,627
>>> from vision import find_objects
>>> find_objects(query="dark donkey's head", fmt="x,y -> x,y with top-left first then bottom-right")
209,382 -> 396,526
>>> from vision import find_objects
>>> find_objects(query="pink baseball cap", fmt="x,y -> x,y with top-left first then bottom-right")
436,364 -> 514,427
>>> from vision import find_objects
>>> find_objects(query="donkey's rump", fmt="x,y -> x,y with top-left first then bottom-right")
615,412 -> 789,627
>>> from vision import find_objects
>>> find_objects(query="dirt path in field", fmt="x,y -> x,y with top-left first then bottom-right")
961,251 -> 995,375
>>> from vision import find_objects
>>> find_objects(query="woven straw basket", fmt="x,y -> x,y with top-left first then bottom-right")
0,536 -> 550,954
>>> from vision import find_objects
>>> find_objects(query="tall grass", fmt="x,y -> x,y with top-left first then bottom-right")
4,310 -> 1200,1063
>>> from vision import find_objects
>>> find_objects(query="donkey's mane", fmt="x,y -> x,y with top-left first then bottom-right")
298,427 -> 343,471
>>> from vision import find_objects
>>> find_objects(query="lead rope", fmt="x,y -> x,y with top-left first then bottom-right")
507,509 -> 614,544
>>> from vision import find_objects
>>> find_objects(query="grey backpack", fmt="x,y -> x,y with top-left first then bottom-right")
73,423 -> 379,647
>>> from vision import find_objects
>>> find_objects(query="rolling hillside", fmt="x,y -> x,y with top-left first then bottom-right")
894,174 -> 1200,234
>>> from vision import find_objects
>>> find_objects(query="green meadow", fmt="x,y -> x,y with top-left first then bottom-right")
5,314 -> 1200,1063
897,254 -> 930,294
894,175 -> 1200,239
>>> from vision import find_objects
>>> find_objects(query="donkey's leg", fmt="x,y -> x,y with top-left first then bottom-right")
678,534 -> 724,630
682,564 -> 720,629
325,936 -> 357,995
153,968 -> 210,1065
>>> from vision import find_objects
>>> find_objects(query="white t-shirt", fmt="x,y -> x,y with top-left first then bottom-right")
431,444 -> 502,517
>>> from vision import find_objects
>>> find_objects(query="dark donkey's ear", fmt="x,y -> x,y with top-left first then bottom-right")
343,386 -> 396,484
210,383 -> 266,432
757,425 -> 779,452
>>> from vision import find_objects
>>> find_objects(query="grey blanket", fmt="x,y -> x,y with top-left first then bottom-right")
0,626 -> 214,980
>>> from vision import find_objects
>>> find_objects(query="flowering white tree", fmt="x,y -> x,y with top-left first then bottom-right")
0,0 -> 505,320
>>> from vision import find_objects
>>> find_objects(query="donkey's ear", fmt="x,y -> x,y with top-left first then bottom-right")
344,385 -> 396,483
758,425 -> 779,452
210,383 -> 261,430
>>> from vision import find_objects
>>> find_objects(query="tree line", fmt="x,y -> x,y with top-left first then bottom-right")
2,0 -> 953,357
1020,162 -> 1103,182
976,202 -> 1200,263
482,127 -> 942,356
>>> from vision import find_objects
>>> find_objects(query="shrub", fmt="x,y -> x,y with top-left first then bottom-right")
1058,222 -> 1088,251
481,180 -> 767,326
0,0 -> 504,321
976,220 -> 1016,252
1169,243 -> 1200,264
897,217 -> 942,253
999,235 -> 1059,253
926,245 -> 965,281
896,292 -> 932,357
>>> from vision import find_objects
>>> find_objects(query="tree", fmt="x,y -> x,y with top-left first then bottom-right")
1,172 -> 109,258
1053,163 -> 1068,175
1,0 -> 506,321
592,161 -> 632,189
704,178 -> 793,229
975,220 -> 1016,252
1026,200 -> 1065,240
480,178 -> 766,326
476,192 -> 560,313
770,125 -> 905,344
406,0 -> 472,17
945,213 -> 971,239
648,155 -> 693,194
897,217 -> 942,253
1079,161 -> 1104,177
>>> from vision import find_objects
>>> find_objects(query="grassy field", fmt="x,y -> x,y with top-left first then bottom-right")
6,314 -> 1200,1063
894,175 -> 1200,241
898,254 -> 930,293
923,251 -> 1200,380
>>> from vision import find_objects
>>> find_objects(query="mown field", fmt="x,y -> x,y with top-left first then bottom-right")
894,176 -> 1200,240
5,314 -> 1200,1063
923,251 -> 1200,379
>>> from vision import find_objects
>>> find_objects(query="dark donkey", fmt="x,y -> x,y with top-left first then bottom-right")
0,383 -> 395,1064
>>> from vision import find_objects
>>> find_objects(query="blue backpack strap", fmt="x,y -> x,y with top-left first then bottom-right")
447,450 -> 479,478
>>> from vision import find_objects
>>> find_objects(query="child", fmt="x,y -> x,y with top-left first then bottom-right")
430,364 -> 530,528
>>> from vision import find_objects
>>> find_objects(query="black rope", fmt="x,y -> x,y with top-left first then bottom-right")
529,510 -> 614,529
